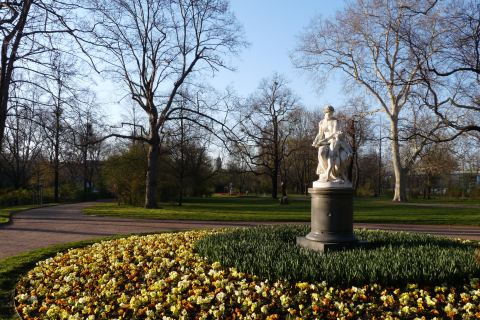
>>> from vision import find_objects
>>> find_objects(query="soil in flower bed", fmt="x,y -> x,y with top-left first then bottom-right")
195,225 -> 480,286
15,229 -> 480,319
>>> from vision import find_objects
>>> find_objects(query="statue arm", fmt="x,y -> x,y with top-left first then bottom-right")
332,119 -> 339,135
315,120 -> 341,146
312,122 -> 324,146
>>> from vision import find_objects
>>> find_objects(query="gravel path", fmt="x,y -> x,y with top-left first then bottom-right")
1,202 -> 480,259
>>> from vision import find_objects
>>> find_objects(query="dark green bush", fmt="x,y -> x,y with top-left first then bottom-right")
195,225 -> 480,286
0,188 -> 34,206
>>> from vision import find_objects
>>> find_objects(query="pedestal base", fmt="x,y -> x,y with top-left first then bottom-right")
297,237 -> 366,253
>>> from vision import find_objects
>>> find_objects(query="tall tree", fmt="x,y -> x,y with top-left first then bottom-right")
39,53 -> 79,202
293,0 -> 443,201
0,0 -> 32,150
239,74 -> 300,199
88,0 -> 245,208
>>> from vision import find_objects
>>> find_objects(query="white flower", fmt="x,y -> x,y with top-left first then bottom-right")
216,291 -> 226,301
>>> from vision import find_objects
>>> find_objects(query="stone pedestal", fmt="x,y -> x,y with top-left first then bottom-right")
297,187 -> 358,252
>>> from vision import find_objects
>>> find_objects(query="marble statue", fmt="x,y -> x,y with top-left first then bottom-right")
297,105 -> 358,252
312,105 -> 353,188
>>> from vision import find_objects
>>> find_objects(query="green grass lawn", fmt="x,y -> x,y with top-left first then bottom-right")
0,205 -> 47,225
354,197 -> 480,224
85,197 -> 311,221
84,196 -> 480,225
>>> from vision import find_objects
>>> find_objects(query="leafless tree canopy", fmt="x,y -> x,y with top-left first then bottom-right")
238,74 -> 300,199
0,0 -> 90,151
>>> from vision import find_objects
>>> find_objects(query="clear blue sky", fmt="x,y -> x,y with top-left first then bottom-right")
211,0 -> 346,109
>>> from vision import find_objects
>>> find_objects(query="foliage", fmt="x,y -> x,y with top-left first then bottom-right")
102,142 -> 217,205
14,230 -> 480,319
196,226 -> 479,286
102,144 -> 148,206
408,143 -> 458,199
0,187 -> 88,207
161,130 -> 216,201
0,189 -> 35,207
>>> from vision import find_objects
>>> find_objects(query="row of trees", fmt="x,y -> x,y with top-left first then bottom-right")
0,0 -> 247,207
0,0 -> 479,207
292,0 -> 480,201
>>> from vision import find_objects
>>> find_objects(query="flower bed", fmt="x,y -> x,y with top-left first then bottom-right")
15,230 -> 480,319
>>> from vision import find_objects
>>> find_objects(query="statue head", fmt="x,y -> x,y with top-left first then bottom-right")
323,105 -> 334,114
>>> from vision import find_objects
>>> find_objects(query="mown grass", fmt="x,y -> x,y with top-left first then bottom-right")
84,196 -> 480,225
0,232 -> 171,320
0,205 -> 45,225
195,225 -> 480,286
354,197 -> 480,225
85,197 -> 312,221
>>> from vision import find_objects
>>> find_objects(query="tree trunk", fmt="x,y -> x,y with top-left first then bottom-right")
271,114 -> 279,199
271,173 -> 278,199
178,117 -> 185,206
54,144 -> 59,202
390,119 -> 407,202
145,130 -> 160,208
54,108 -> 60,203
0,0 -> 32,153
353,154 -> 360,193
83,146 -> 88,201
0,97 -> 6,152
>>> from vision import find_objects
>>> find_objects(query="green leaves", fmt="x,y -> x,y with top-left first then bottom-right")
195,226 -> 480,286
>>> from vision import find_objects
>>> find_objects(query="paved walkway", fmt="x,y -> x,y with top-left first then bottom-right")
1,202 -> 480,259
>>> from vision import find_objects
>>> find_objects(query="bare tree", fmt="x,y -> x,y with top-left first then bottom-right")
412,142 -> 457,199
405,0 -> 480,135
38,52 -> 81,202
284,108 -> 319,196
238,74 -> 300,199
0,0 -> 88,152
0,0 -> 33,150
0,85 -> 44,189
87,0 -> 245,208
293,0 -> 444,201
341,99 -> 379,192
